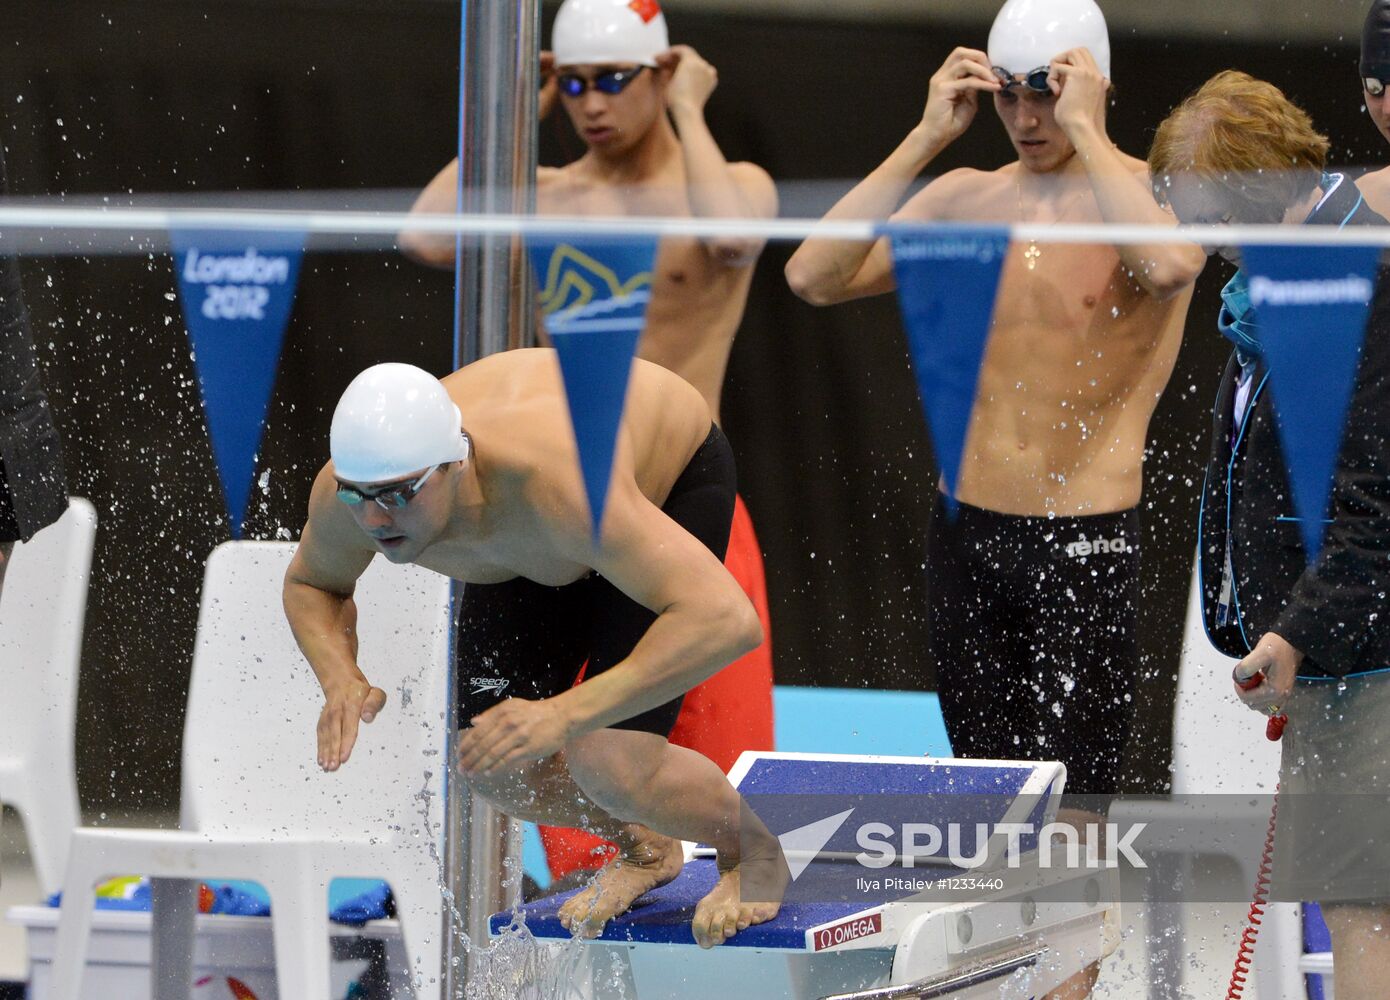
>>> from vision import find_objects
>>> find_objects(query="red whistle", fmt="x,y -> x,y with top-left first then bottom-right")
1233,668 -> 1288,741
1234,667 -> 1264,691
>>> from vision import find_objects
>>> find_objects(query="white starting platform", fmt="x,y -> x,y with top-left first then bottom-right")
492,752 -> 1118,1000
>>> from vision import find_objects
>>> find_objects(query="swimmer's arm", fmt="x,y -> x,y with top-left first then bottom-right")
785,167 -> 966,305
660,48 -> 776,267
678,148 -> 776,268
1048,52 -> 1204,300
787,47 -> 998,304
398,159 -> 460,269
398,57 -> 559,270
283,469 -> 383,770
1072,139 -> 1205,300
554,485 -> 762,735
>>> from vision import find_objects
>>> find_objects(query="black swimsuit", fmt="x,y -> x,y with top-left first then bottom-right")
455,424 -> 736,737
927,497 -> 1140,799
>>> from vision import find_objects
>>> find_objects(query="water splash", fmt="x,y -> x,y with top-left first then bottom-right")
411,770 -> 603,999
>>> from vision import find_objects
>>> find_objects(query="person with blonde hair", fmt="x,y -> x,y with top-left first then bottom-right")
1151,71 -> 1390,1000
1149,70 -> 1334,227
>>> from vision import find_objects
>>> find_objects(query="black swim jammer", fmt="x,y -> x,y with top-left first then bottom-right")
927,496 -> 1140,799
455,424 -> 737,737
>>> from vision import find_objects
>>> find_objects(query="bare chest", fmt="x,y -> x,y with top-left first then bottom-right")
979,243 -> 1182,407
411,530 -> 592,589
538,182 -> 726,308
992,240 -> 1142,333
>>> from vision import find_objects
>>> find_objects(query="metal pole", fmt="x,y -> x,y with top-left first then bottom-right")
443,0 -> 539,994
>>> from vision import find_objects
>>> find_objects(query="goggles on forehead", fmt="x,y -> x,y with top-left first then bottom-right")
557,65 -> 647,98
993,66 -> 1052,95
1365,75 -> 1388,97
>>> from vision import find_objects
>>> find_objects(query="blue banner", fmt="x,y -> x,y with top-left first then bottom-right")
887,225 -> 1010,515
526,235 -> 657,539
1238,243 -> 1379,558
171,229 -> 304,538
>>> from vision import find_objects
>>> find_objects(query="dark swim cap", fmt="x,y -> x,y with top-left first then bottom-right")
1362,0 -> 1390,92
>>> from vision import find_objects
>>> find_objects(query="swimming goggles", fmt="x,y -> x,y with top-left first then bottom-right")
993,66 -> 1053,94
336,464 -> 441,511
557,66 -> 647,98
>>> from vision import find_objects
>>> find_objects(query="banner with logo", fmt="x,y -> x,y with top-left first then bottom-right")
887,225 -> 1009,515
1238,243 -> 1379,557
525,235 -> 657,539
171,229 -> 304,538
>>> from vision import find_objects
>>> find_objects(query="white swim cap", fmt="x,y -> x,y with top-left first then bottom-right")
330,363 -> 470,484
988,0 -> 1111,81
552,0 -> 669,69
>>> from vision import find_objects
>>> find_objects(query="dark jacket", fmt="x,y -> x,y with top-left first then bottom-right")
1198,178 -> 1390,679
0,143 -> 68,541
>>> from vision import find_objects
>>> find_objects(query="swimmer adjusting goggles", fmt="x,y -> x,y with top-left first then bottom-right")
993,65 -> 1053,94
557,65 -> 647,97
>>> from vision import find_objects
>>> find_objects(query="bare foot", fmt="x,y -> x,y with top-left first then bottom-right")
691,846 -> 789,949
557,828 -> 684,938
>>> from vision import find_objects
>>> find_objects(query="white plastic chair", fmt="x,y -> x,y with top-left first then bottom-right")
0,497 -> 94,897
50,540 -> 451,999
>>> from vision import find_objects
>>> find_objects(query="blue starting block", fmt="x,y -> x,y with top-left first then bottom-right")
491,752 -> 1116,999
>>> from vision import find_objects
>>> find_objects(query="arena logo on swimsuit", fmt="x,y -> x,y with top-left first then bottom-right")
1064,535 -> 1130,558
182,247 -> 293,321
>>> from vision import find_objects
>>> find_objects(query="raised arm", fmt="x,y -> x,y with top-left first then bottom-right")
1050,47 -> 1205,300
785,47 -> 1000,305
398,159 -> 460,270
660,46 -> 779,266
282,466 -> 380,771
398,53 -> 559,269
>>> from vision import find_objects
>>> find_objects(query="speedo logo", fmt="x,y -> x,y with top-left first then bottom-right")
1064,536 -> 1130,558
1248,274 -> 1372,307
469,677 -> 510,696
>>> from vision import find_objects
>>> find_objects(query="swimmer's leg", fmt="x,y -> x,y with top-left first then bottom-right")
1040,807 -> 1110,1000
462,749 -> 681,927
565,729 -> 788,948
